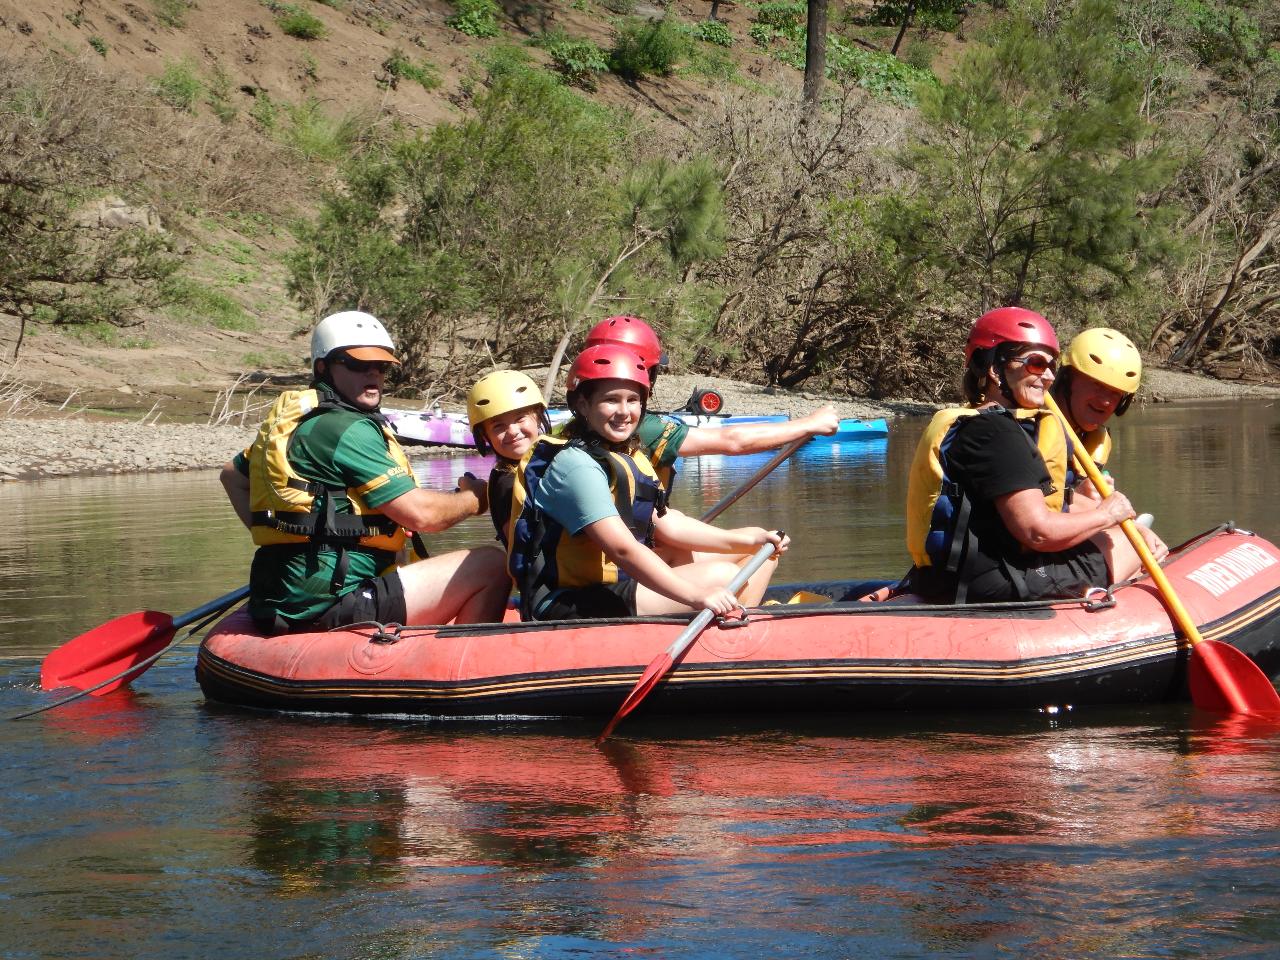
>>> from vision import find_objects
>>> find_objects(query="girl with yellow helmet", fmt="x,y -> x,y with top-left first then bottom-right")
466,370 -> 552,545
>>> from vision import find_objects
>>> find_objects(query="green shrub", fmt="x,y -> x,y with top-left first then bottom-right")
282,98 -> 371,161
749,1 -> 806,44
151,0 -> 192,28
693,18 -> 733,47
248,92 -> 279,130
380,48 -> 442,90
206,65 -> 238,122
599,0 -> 635,12
682,41 -> 739,81
531,29 -> 609,88
609,17 -> 687,81
88,36 -> 108,57
161,276 -> 256,331
446,0 -> 501,38
276,6 -> 327,39
902,39 -> 936,71
151,60 -> 203,113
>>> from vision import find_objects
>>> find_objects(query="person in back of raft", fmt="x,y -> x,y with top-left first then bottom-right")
903,307 -> 1164,604
219,311 -> 511,633
505,343 -> 789,621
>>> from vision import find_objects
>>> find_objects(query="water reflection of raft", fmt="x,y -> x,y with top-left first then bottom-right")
196,526 -> 1280,718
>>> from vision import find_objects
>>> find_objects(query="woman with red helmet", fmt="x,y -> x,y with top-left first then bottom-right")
902,307 -> 1156,603
504,344 -> 788,622
583,316 -> 840,543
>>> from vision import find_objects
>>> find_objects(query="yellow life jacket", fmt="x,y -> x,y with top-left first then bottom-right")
1065,425 -> 1112,492
247,388 -> 414,554
506,434 -> 666,620
905,405 -> 1073,569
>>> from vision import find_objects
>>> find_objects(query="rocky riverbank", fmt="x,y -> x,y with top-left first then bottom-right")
0,369 -> 1275,482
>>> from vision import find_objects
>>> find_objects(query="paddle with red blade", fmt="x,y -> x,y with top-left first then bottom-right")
39,585 -> 250,696
1043,394 -> 1279,715
598,539 -> 780,742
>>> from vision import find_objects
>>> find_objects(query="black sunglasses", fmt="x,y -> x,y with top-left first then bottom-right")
335,356 -> 394,374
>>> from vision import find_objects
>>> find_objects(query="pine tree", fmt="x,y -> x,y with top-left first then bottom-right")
887,0 -> 1180,318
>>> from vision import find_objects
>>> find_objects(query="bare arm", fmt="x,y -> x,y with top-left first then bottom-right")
676,404 -> 840,457
996,487 -> 1135,552
379,472 -> 487,533
219,460 -> 252,530
653,508 -> 788,555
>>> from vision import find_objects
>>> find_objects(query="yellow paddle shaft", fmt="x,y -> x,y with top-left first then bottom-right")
1042,393 -> 1205,647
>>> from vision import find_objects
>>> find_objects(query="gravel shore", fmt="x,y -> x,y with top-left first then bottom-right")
1,369 -> 1275,482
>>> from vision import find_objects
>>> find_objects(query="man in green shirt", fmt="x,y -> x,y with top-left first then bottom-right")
220,311 -> 509,633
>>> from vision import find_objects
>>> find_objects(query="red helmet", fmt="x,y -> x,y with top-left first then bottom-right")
584,316 -> 667,368
566,344 -> 651,396
965,307 -> 1059,364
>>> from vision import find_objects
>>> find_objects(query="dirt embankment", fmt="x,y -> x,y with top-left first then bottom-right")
2,369 -> 1276,483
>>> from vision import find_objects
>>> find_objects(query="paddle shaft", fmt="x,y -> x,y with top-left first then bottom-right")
698,436 -> 809,524
176,586 -> 251,629
1041,394 -> 1206,646
597,539 -> 780,741
664,539 -> 779,660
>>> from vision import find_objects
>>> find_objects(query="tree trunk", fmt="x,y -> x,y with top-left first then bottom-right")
891,0 -> 916,56
803,0 -> 828,110
709,0 -> 722,20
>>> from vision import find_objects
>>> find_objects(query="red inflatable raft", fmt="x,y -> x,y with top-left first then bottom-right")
197,525 -> 1280,718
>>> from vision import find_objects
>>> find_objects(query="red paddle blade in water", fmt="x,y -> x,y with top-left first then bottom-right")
1188,639 -> 1280,716
597,653 -> 675,743
40,611 -> 176,695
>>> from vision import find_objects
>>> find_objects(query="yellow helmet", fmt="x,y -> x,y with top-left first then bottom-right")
1062,328 -> 1142,395
466,370 -> 546,429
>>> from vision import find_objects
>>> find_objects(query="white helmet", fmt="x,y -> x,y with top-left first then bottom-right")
310,311 -> 399,366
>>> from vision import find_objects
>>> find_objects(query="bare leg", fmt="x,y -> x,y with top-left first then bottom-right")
397,543 -> 510,624
736,551 -> 781,607
1090,528 -> 1143,583
655,543 -> 752,568
634,554 -> 781,615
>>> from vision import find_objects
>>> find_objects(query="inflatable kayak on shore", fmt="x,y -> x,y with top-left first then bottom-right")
384,407 -> 889,448
196,526 -> 1280,719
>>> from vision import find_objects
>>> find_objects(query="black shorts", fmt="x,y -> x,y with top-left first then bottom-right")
966,540 -> 1109,602
307,571 -> 408,631
535,579 -> 639,620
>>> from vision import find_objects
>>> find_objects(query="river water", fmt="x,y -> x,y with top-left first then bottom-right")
3,400 -> 1279,958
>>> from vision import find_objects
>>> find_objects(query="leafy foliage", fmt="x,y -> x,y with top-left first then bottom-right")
289,56 -> 724,392
751,3 -> 937,103
379,49 -> 442,91
150,60 -> 202,113
0,58 -> 179,358
892,0 -> 1180,322
529,29 -> 610,89
693,19 -> 734,46
447,0 -> 502,38
608,17 -> 688,81
268,3 -> 327,39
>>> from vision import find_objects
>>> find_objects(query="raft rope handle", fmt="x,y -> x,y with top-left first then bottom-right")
323,620 -> 405,644
9,605 -> 231,721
